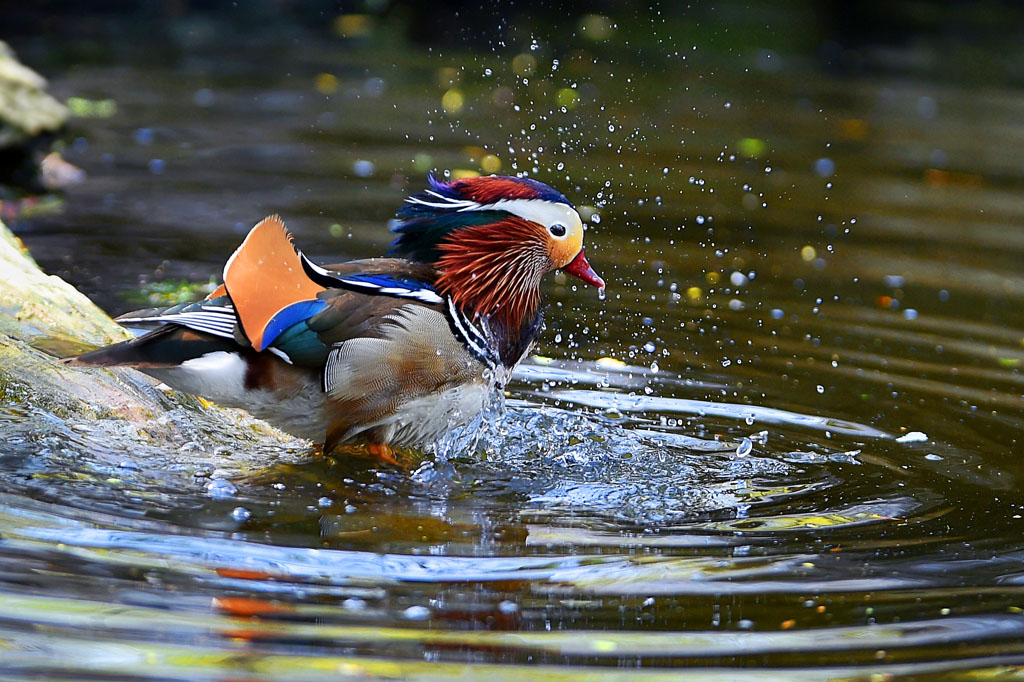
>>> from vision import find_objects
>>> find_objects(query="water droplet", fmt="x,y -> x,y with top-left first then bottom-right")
736,438 -> 752,457
352,159 -> 375,177
343,597 -> 367,611
133,128 -> 154,145
918,96 -> 938,119
363,77 -> 386,97
205,478 -> 237,500
816,385 -> 825,394
896,431 -> 928,443
230,506 -> 250,521
749,430 -> 769,444
643,341 -> 656,353
814,157 -> 835,177
403,605 -> 431,620
317,496 -> 334,508
192,88 -> 215,107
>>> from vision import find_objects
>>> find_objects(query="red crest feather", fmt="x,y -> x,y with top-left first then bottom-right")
457,177 -> 543,204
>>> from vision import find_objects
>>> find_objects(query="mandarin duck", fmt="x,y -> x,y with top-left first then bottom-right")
69,174 -> 603,456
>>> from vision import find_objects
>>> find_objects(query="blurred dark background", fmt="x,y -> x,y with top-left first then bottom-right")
6,0 -> 1024,86
5,0 -> 1024,326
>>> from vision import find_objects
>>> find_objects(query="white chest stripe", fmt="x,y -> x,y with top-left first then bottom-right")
446,297 -> 499,371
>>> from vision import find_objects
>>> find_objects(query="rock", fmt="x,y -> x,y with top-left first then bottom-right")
0,41 -> 67,147
39,150 -> 85,189
0,219 -> 304,477
0,41 -> 78,192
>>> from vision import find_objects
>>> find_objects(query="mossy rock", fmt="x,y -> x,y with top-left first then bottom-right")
0,219 -> 303,476
0,41 -> 67,148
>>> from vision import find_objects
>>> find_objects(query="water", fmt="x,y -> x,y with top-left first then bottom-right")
4,5 -> 1024,679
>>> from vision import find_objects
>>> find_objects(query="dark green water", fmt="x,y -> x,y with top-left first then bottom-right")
4,5 -> 1024,680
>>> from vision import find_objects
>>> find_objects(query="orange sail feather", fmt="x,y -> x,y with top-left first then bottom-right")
222,215 -> 325,351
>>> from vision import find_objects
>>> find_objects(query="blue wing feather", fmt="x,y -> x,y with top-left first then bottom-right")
269,317 -> 332,366
298,253 -> 444,304
122,265 -> 443,365
262,272 -> 443,365
259,299 -> 329,352
333,273 -> 442,303
340,273 -> 435,292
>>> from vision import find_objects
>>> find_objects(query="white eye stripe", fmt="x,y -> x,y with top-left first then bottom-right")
458,198 -> 582,234
405,194 -> 478,210
405,193 -> 582,234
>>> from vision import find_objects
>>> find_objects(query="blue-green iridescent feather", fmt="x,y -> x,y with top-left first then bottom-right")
390,210 -> 508,263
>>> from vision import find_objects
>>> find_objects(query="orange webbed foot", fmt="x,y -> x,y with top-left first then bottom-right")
322,438 -> 418,470
367,443 -> 400,466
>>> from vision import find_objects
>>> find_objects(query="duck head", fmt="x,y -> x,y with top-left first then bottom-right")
390,173 -> 604,329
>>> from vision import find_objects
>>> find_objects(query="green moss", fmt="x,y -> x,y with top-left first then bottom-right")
120,278 -> 219,307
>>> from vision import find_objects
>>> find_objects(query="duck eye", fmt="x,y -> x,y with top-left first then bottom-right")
549,223 -> 567,238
